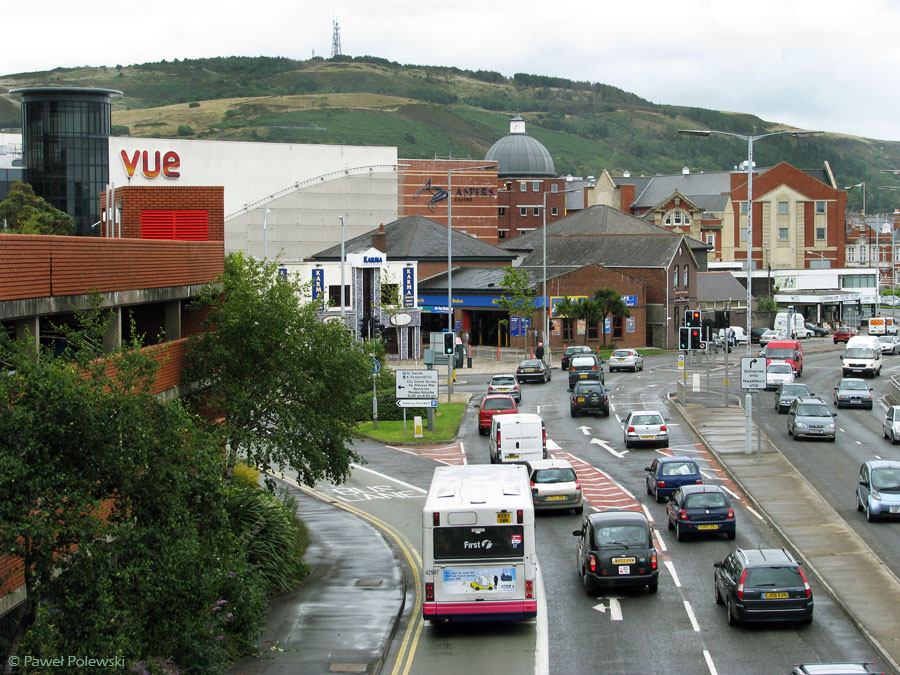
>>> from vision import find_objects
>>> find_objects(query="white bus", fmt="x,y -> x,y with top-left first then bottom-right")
422,464 -> 537,622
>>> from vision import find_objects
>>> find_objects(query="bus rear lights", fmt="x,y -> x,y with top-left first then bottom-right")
516,509 -> 524,524
525,580 -> 534,599
432,512 -> 440,526
425,582 -> 435,601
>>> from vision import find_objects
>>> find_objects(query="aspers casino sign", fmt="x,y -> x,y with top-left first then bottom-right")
120,149 -> 181,179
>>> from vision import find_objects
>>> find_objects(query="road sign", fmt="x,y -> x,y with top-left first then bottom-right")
740,357 -> 766,390
395,369 -> 439,399
372,358 -> 381,374
396,399 -> 438,408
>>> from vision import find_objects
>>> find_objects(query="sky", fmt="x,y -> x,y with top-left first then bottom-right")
6,0 -> 900,142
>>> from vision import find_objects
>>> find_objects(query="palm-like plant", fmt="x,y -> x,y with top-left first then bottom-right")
594,287 -> 631,347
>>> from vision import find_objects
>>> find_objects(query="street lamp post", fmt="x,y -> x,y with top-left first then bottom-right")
678,129 -> 822,357
338,215 -> 346,318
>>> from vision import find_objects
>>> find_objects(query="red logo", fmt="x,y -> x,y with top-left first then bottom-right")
121,150 -> 181,179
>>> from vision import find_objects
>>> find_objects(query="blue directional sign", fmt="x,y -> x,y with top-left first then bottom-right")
372,358 -> 381,374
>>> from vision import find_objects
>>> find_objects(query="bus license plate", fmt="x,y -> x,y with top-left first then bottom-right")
763,592 -> 789,599
612,557 -> 636,564
496,512 -> 511,524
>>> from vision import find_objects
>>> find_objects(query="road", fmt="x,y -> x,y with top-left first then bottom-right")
316,343 -> 894,675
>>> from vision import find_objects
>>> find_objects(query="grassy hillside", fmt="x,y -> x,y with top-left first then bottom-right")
3,55 -> 900,213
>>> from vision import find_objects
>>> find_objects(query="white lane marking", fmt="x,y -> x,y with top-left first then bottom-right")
700,470 -> 720,480
745,505 -> 765,521
641,504 -> 655,523
534,557 -> 549,675
720,485 -> 741,500
459,442 -> 467,465
591,438 -> 626,458
876,455 -> 883,460
664,560 -> 681,587
683,600 -> 700,632
703,650 -> 719,675
349,463 -> 428,493
547,438 -> 562,451
653,528 -> 667,552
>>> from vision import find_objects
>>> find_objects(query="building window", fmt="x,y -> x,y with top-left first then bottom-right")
840,274 -> 875,288
860,247 -> 868,262
532,182 -> 539,192
683,264 -> 689,287
551,184 -> 558,193
779,201 -> 789,215
779,227 -> 789,241
520,207 -> 527,217
664,209 -> 691,227
673,267 -> 679,288
562,319 -> 574,341
816,201 -> 826,214
381,283 -> 399,306
498,206 -> 506,216
533,208 -> 540,217
519,182 -> 526,192
740,202 -> 748,214
848,247 -> 855,262
551,206 -> 559,216
328,284 -> 350,308
588,322 -> 600,339
705,233 -> 716,249
498,230 -> 507,240
816,227 -> 826,240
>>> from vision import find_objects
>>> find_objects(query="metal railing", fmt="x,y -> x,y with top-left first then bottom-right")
675,379 -> 742,408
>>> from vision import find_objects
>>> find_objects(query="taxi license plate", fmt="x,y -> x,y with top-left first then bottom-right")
496,513 -> 511,524
546,495 -> 566,501
763,592 -> 789,599
506,453 -> 520,459
640,435 -> 655,440
612,557 -> 636,564
697,524 -> 719,530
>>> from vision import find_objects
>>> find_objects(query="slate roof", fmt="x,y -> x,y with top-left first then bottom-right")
697,271 -> 749,303
615,172 -> 732,211
309,215 -> 514,263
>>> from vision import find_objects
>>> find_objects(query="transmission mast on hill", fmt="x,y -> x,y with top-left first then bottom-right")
331,18 -> 342,57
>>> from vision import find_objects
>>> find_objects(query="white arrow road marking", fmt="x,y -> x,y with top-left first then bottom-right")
591,438 -> 626,458
578,426 -> 592,435
592,597 -> 623,621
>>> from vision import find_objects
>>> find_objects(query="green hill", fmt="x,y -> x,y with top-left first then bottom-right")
2,54 -> 899,213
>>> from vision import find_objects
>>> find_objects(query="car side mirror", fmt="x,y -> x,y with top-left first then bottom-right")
644,466 -> 652,472
713,562 -> 723,569
572,529 -> 583,537
832,411 -> 838,416
833,386 -> 838,391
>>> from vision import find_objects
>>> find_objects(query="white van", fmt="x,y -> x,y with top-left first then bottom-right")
774,312 -> 811,339
489,413 -> 547,464
868,316 -> 898,336
842,335 -> 883,377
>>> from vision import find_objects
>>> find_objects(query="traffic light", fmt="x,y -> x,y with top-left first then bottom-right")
443,332 -> 455,355
715,310 -> 731,329
679,327 -> 690,350
690,327 -> 702,350
685,309 -> 701,328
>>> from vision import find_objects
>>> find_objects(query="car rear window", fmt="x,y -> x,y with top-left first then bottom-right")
594,524 -> 647,547
533,468 -> 577,484
661,461 -> 698,476
575,383 -> 604,394
781,385 -> 808,396
483,398 -> 514,411
767,348 -> 795,359
612,350 -> 631,357
632,414 -> 663,425
744,566 -> 803,587
768,364 -> 792,374
684,492 -> 728,509
571,356 -> 597,368
492,376 -> 516,386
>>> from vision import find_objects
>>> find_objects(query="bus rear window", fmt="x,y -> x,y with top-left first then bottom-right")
433,525 -> 525,560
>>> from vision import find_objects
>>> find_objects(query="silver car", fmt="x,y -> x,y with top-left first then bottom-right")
883,405 -> 900,443
487,374 -> 522,403
787,397 -> 837,442
609,348 -> 644,373
833,378 -> 873,409
877,334 -> 900,355
623,410 -> 669,449
527,458 -> 583,513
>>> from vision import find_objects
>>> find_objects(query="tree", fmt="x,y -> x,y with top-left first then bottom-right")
495,266 -> 537,348
0,181 -> 75,235
593,287 -> 631,347
185,252 -> 372,486
554,295 -> 597,346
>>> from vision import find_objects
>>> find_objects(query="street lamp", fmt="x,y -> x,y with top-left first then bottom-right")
338,215 -> 346,318
678,128 -> 822,356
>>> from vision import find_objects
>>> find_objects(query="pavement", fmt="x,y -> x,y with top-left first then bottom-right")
230,349 -> 900,674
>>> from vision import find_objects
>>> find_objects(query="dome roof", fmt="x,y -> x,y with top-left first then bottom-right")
485,115 -> 556,178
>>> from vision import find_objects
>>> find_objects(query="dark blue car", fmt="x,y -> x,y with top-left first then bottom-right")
666,485 -> 735,541
645,456 -> 703,503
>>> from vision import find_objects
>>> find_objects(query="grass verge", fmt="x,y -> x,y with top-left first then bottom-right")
357,402 -> 466,444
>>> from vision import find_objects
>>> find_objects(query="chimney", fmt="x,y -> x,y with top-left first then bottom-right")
372,222 -> 387,253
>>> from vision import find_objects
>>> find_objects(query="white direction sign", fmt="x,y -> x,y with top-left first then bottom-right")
395,369 -> 439,399
740,357 -> 766,390
396,399 -> 438,408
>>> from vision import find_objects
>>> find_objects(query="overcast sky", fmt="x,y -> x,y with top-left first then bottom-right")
7,0 -> 900,142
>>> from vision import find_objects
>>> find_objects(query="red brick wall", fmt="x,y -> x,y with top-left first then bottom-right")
498,178 -> 569,241
620,184 -> 636,212
101,186 -> 224,242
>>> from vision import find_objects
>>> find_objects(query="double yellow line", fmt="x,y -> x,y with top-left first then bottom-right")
287,478 -> 425,674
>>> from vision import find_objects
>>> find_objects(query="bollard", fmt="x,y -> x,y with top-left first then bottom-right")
413,415 -> 424,439
467,355 -> 472,368
496,346 -> 501,361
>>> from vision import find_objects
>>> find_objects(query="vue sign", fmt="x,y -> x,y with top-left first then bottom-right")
120,150 -> 181,179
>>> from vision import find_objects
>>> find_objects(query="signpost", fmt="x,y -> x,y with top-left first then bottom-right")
396,369 -> 439,432
396,399 -> 439,408
740,357 -> 765,458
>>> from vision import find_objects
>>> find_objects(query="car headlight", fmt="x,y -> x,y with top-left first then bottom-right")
871,489 -> 883,501
827,422 -> 835,429
796,421 -> 809,428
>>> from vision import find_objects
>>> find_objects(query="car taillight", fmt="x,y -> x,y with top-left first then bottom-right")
525,579 -> 534,599
695,478 -> 703,484
799,568 -> 812,598
660,425 -> 667,432
433,512 -> 440,526
517,509 -> 524,524
657,480 -> 666,488
736,569 -> 747,600
726,508 -> 735,520
574,480 -> 581,492
651,551 -> 658,570
592,365 -> 598,370
569,365 -> 575,371
496,429 -> 501,449
679,509 -> 688,521
627,426 -> 636,433
425,582 -> 435,601
589,554 -> 597,573
542,427 -> 547,450
530,481 -> 537,497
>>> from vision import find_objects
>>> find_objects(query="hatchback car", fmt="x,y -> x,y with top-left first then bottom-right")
608,348 -> 644,373
515,358 -> 551,384
856,459 -> 900,521
645,456 -> 702,503
561,345 -> 593,371
766,361 -> 795,390
787,397 -> 837,442
572,509 -> 658,594
775,383 -> 812,414
567,353 -> 604,391
487,374 -> 522,403
833,326 -> 859,344
714,548 -> 813,625
877,334 -> 900,355
477,394 -> 517,435
883,405 -> 900,443
790,664 -> 881,675
750,326 -> 769,344
666,485 -> 736,541
570,380 -> 609,417
624,410 -> 668,449
805,322 -> 830,338
527,458 -> 583,514
833,378 -> 873,409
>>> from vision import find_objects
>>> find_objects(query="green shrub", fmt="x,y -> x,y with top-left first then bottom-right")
177,125 -> 195,136
232,462 -> 261,489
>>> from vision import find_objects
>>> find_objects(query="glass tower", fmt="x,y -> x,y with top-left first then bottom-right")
11,87 -> 122,236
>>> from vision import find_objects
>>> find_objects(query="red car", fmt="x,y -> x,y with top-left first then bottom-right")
833,326 -> 859,344
478,394 -> 518,435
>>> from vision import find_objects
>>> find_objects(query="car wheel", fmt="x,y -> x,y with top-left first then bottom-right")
667,517 -> 674,531
647,582 -> 658,594
547,372 -> 551,382
866,502 -> 876,522
639,362 -> 644,371
893,430 -> 899,445
582,567 -> 595,595
788,425 -> 793,437
857,491 -> 864,512
646,482 -> 653,496
573,503 -> 584,515
726,598 -> 738,626
715,581 -> 724,605
727,530 -> 736,541
655,489 -> 665,504
676,522 -> 686,542
885,426 -> 889,439
829,435 -> 836,443
570,408 -> 577,417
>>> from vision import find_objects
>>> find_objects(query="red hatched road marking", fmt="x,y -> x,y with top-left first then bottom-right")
551,450 -> 642,513
386,443 -> 467,465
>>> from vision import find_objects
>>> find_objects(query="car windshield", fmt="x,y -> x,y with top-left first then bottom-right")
845,347 -> 876,358
533,468 -> 577,484
684,492 -> 728,509
745,566 -> 803,587
766,348 -> 794,359
483,398 -> 514,411
797,403 -> 831,417
768,364 -> 792,374
632,414 -> 663,426
780,385 -> 808,396
661,461 -> 698,476
840,380 -> 867,391
491,377 -> 516,386
612,350 -> 632,358
871,468 -> 900,491
879,337 -> 894,343
571,356 -> 596,368
594,524 -> 647,548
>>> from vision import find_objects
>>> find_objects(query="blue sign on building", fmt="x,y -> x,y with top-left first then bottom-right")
624,295 -> 637,307
510,316 -> 520,336
312,269 -> 325,309
403,268 -> 415,307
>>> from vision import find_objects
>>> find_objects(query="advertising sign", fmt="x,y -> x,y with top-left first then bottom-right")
403,267 -> 415,307
441,567 -> 518,595
311,268 -> 325,309
510,316 -> 520,336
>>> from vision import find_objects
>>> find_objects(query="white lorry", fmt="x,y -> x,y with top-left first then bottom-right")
774,312 -> 811,339
868,316 -> 898,336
